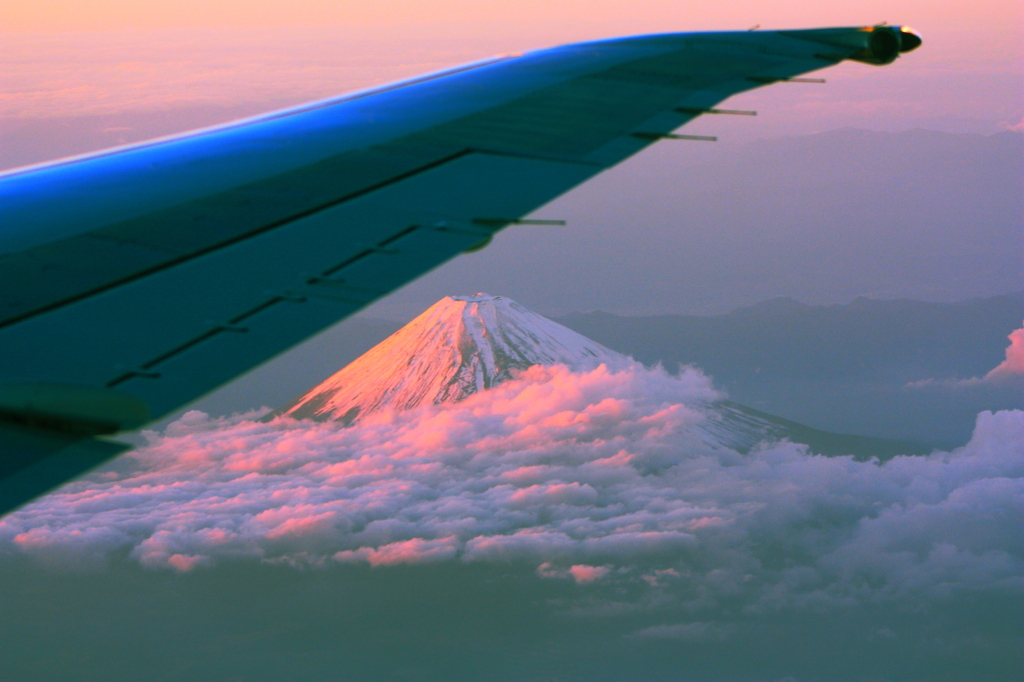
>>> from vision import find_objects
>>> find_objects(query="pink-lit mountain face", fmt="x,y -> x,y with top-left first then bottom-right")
281,294 -> 631,424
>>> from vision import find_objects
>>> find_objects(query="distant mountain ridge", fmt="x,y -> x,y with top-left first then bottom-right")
557,291 -> 1024,383
555,291 -> 1024,446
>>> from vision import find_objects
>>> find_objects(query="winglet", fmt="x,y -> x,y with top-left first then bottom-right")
787,25 -> 922,65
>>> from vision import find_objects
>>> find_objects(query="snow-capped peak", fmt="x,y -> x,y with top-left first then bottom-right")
280,294 -> 630,423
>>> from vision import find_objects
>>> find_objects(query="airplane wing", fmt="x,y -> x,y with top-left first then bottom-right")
0,26 -> 921,514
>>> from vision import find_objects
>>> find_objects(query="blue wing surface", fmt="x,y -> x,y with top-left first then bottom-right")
0,26 -> 920,513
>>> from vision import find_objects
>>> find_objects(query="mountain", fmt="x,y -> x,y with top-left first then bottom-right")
277,294 -> 924,459
280,294 -> 628,424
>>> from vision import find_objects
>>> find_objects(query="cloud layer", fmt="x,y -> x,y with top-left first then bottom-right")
0,31 -> 480,119
2,363 -> 1021,617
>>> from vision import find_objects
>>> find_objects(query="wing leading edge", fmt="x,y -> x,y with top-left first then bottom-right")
0,26 -> 921,514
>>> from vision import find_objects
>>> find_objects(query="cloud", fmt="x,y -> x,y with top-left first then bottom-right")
986,325 -> 1024,379
334,536 -> 460,566
568,564 -> 611,583
0,31 -> 479,119
0,363 -> 1020,621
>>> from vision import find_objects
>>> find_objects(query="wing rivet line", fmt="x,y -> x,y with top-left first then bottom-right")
471,218 -> 567,227
632,132 -> 718,142
319,238 -> 408,278
746,76 -> 826,84
427,222 -> 494,237
283,289 -> 372,305
675,107 -> 757,116
304,277 -> 385,293
264,291 -> 308,303
214,323 -> 250,333
108,369 -> 162,385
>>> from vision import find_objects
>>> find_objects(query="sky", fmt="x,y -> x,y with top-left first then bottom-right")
1,0 -> 1020,148
2,0 -> 1020,127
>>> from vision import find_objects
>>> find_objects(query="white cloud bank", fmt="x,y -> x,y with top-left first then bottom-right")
2,363 -> 1021,615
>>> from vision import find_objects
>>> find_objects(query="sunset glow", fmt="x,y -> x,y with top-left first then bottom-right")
2,0 -> 1020,37
1,0 -> 1020,123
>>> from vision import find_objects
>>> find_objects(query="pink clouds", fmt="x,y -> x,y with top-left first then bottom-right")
166,553 -> 212,571
986,325 -> 1024,379
0,363 -> 1020,616
335,536 -> 459,566
569,564 -> 610,583
509,482 -> 598,507
261,509 -> 340,540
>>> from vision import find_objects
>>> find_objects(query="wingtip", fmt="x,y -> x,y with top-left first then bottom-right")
898,26 -> 923,53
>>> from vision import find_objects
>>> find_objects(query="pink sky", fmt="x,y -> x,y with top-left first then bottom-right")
2,0 -> 1020,39
1,0 -> 1020,132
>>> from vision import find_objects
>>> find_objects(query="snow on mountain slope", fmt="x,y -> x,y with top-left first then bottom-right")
281,294 -> 630,424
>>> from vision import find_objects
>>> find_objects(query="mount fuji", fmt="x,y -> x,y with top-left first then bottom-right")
278,294 -> 925,459
280,294 -> 628,423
